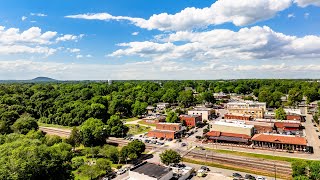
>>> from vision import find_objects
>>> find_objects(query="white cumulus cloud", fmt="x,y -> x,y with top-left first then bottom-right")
109,26 -> 320,61
66,0 -> 292,31
294,0 -> 320,7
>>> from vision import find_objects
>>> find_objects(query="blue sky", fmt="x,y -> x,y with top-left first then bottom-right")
0,0 -> 320,80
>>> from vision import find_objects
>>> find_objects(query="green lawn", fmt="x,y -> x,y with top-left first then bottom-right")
121,117 -> 139,122
202,147 -> 303,163
38,122 -> 74,130
137,120 -> 156,127
127,124 -> 151,135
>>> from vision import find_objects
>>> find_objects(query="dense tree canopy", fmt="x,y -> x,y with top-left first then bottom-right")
80,118 -> 108,147
0,131 -> 73,180
160,149 -> 182,165
0,80 -> 318,131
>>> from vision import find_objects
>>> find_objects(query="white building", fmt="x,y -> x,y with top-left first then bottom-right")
157,103 -> 170,110
188,107 -> 214,121
210,120 -> 254,137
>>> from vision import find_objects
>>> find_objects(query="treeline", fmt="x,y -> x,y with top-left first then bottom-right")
0,80 -> 320,131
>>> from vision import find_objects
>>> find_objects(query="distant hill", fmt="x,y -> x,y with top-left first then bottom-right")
31,77 -> 57,82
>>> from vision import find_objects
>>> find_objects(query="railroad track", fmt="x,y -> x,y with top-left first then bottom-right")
39,127 -> 71,137
185,151 -> 292,176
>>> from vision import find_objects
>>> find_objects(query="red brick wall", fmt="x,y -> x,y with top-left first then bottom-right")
224,114 -> 251,120
147,131 -> 175,139
156,123 -> 181,131
286,115 -> 302,121
180,116 -> 202,127
254,125 -> 273,133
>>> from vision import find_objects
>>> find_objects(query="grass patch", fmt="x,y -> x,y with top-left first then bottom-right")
202,147 -> 303,163
127,124 -> 151,135
38,122 -> 73,130
183,158 -> 290,180
137,120 -> 156,127
121,117 -> 139,122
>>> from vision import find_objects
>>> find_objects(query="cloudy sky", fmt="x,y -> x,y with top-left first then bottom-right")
0,0 -> 320,80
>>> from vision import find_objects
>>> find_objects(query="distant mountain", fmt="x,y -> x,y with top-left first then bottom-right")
31,77 -> 57,82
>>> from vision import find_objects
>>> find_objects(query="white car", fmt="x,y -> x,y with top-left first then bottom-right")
257,176 -> 266,180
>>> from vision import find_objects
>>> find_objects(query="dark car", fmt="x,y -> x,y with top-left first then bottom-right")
233,173 -> 242,179
181,143 -> 187,147
200,166 -> 210,171
244,174 -> 256,180
167,138 -> 173,141
159,137 -> 164,140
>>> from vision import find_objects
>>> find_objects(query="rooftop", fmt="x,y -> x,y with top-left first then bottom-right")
274,122 -> 301,128
252,133 -> 307,145
130,162 -> 172,179
206,131 -> 251,139
213,120 -> 254,129
158,122 -> 181,125
224,113 -> 252,117
227,101 -> 266,106
180,114 -> 201,118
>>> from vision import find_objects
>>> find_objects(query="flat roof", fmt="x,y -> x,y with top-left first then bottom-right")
180,114 -> 201,118
213,121 -> 254,129
130,162 -> 172,179
227,101 -> 266,105
158,122 -> 181,125
252,133 -> 307,146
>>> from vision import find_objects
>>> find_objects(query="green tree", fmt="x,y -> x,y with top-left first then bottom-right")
166,111 -> 180,123
78,164 -> 102,180
11,114 -> 38,134
66,127 -> 81,148
132,100 -> 148,117
275,107 -> 286,120
99,145 -> 119,164
292,160 -> 308,177
177,90 -> 194,107
160,149 -> 181,165
71,157 -> 85,169
106,115 -> 129,137
45,135 -> 62,146
80,118 -> 108,147
288,88 -> 303,107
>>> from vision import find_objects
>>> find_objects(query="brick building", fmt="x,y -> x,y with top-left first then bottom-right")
147,123 -> 183,139
147,130 -> 176,139
206,131 -> 251,144
156,123 -> 182,131
274,122 -> 301,132
286,115 -> 304,122
224,113 -> 252,121
252,134 -> 308,152
180,115 -> 202,127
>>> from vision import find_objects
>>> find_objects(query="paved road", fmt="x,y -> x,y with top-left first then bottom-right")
303,114 -> 320,158
124,119 -> 156,130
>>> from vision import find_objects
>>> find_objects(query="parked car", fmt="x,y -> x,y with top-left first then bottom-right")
257,176 -> 266,180
316,130 -> 319,132
181,143 -> 187,147
232,173 -> 243,179
244,174 -> 256,180
159,137 -> 164,140
196,169 -> 206,177
167,138 -> 173,141
200,166 -> 210,171
117,168 -> 126,175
